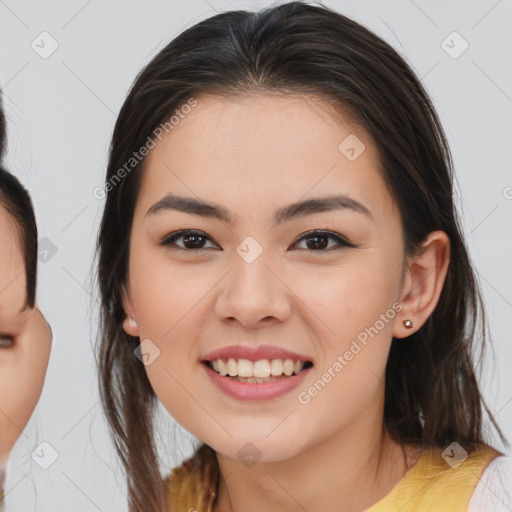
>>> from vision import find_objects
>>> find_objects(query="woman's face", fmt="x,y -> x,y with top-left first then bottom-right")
0,207 -> 52,465
123,94 -> 412,462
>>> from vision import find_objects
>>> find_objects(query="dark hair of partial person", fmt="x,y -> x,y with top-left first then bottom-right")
0,167 -> 38,309
94,2 -> 508,510
0,94 -> 6,161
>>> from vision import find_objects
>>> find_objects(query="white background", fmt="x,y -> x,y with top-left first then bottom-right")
1,0 -> 511,510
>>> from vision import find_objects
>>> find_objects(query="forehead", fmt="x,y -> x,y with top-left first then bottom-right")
137,93 -> 397,222
0,206 -> 27,319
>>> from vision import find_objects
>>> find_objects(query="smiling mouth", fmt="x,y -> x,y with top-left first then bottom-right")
202,359 -> 314,383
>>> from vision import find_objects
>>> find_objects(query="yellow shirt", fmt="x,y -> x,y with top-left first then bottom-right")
166,443 -> 502,512
365,443 -> 501,512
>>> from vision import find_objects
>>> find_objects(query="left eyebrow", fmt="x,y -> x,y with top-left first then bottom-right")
145,193 -> 373,225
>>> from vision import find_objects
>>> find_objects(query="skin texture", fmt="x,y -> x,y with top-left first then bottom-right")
0,207 -> 52,466
122,94 -> 450,512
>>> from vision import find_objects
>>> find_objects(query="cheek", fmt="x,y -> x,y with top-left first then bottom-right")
290,259 -> 399,345
130,251 -> 215,340
129,253 -> 214,428
0,355 -> 47,459
290,262 -> 399,410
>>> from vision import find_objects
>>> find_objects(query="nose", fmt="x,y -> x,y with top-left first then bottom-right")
214,247 -> 292,329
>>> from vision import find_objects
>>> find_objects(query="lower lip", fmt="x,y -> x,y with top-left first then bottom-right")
202,362 -> 312,401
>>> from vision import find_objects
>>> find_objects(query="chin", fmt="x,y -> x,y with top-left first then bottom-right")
204,433 -> 305,465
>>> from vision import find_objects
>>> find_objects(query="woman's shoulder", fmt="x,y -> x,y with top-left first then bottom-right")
366,441 -> 506,511
468,449 -> 512,512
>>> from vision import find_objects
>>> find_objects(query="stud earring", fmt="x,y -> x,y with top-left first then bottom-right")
122,316 -> 138,333
403,319 -> 413,329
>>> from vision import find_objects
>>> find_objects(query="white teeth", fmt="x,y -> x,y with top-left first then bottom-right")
208,358 -> 306,378
231,375 -> 288,383
237,359 -> 253,377
218,359 -> 228,376
283,359 -> 294,376
270,359 -> 283,376
293,360 -> 304,374
227,358 -> 237,377
253,359 -> 271,378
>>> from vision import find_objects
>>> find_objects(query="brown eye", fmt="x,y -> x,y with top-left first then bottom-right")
160,230 -> 219,251
291,230 -> 356,252
0,335 -> 14,349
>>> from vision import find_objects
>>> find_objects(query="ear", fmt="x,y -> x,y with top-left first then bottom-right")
393,230 -> 450,339
121,284 -> 140,337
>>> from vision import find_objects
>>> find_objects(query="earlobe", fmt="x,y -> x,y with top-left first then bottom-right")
122,316 -> 139,337
121,286 -> 140,337
393,230 -> 450,339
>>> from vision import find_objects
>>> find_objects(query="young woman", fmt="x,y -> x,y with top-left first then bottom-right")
95,2 -> 511,511
0,95 -> 53,509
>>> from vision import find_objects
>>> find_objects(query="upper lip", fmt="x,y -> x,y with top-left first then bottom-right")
201,344 -> 314,363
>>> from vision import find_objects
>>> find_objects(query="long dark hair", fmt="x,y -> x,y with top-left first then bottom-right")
95,2 -> 507,510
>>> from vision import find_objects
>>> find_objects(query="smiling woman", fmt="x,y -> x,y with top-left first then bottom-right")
95,2 -> 510,512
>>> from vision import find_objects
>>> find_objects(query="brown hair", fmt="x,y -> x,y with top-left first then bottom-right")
95,2 -> 508,510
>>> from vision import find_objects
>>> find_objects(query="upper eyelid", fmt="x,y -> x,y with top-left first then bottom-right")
160,229 -> 213,246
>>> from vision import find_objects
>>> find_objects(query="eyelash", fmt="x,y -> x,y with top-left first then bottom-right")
159,229 -> 356,253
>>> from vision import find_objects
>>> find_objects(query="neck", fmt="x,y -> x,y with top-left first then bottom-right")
213,407 -> 419,512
